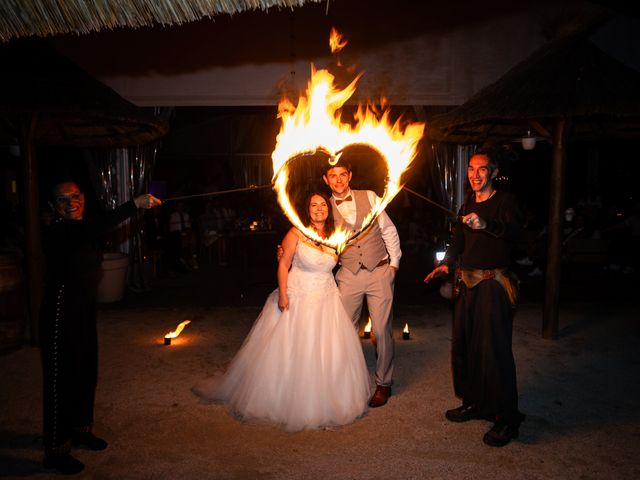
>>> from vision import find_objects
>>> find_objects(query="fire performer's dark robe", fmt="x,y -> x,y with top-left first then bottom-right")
443,190 -> 524,426
39,201 -> 137,454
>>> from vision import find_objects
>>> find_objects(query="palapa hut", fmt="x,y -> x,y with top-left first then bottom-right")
0,39 -> 169,346
0,0 -> 322,42
1,1 -> 325,349
429,17 -> 640,338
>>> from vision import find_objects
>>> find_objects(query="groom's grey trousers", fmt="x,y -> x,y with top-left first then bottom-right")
335,263 -> 395,387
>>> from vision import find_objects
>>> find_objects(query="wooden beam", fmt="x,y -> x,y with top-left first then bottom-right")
529,119 -> 551,139
19,113 -> 45,346
542,117 -> 570,339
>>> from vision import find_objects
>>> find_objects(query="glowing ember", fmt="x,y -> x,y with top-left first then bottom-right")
164,320 -> 191,344
272,29 -> 425,253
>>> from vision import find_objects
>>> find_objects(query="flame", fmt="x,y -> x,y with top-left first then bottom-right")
165,320 -> 191,339
272,31 -> 424,253
329,27 -> 347,53
364,317 -> 372,333
403,323 -> 409,334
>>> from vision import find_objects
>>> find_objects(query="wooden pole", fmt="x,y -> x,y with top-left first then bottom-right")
20,113 -> 44,346
542,117 -> 569,339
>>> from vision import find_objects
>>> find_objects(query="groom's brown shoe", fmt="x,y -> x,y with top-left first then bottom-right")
369,385 -> 392,408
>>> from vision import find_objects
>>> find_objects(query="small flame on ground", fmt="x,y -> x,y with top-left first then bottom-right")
403,323 -> 409,334
364,317 -> 372,333
165,320 -> 191,339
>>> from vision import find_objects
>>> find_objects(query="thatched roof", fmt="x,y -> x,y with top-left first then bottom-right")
429,21 -> 640,143
0,0 -> 322,42
0,39 -> 168,147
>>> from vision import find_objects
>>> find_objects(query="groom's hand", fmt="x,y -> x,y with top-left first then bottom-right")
276,244 -> 284,262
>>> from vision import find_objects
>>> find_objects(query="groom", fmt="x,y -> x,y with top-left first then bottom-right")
323,159 -> 401,408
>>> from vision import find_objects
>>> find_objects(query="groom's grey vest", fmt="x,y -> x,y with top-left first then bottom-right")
331,190 -> 388,274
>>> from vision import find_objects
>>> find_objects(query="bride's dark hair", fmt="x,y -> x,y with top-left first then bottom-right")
301,191 -> 335,238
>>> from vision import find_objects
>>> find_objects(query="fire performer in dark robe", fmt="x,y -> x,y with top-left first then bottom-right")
40,180 -> 161,474
424,146 -> 524,447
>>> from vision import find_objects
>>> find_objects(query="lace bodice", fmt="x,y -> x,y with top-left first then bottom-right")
287,239 -> 338,295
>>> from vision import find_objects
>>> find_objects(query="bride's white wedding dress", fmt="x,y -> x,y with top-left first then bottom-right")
195,239 -> 370,431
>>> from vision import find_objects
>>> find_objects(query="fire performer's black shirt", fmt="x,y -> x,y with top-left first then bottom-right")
43,200 -> 138,287
444,190 -> 521,270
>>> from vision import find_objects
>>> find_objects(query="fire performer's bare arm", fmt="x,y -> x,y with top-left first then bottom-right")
277,228 -> 298,311
424,263 -> 448,283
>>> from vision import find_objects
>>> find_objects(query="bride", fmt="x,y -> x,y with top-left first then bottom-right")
195,191 -> 370,431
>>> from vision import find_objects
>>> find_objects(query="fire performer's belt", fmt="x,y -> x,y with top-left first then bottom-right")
455,268 -> 520,307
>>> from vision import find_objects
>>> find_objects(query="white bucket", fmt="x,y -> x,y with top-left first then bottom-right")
97,253 -> 129,303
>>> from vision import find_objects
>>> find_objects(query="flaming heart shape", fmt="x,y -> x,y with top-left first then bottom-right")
272,32 -> 424,253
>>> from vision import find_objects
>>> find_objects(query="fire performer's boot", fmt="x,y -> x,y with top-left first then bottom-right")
43,452 -> 84,475
72,432 -> 108,451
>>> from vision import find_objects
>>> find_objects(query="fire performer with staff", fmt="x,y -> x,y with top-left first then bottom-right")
40,179 -> 161,474
424,145 -> 525,447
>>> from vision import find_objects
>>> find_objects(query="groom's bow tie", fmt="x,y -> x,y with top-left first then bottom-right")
335,195 -> 352,205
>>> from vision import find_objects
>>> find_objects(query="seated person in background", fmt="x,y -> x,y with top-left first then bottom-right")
145,206 -> 168,251
602,202 -> 639,273
518,206 -> 594,277
199,200 -> 220,264
168,201 -> 198,270
215,199 -> 237,266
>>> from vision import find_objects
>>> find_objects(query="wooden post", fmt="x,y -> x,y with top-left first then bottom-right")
542,118 -> 569,339
20,114 -> 44,346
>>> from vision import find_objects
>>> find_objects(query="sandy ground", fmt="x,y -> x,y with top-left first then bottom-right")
1,265 -> 640,479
